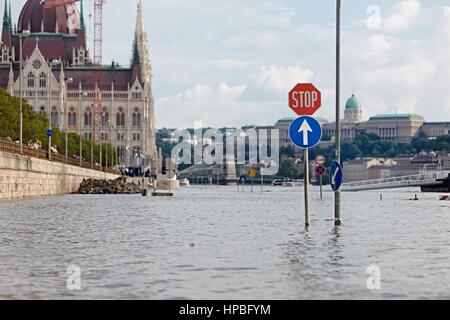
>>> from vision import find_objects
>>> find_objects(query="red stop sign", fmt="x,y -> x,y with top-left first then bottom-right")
289,83 -> 322,116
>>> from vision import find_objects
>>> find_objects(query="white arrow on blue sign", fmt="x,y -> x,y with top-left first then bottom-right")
330,161 -> 343,192
289,116 -> 322,149
46,129 -> 53,138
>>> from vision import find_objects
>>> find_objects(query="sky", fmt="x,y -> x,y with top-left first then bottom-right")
11,0 -> 450,129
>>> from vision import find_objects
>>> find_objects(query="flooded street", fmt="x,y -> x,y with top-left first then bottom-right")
0,186 -> 449,300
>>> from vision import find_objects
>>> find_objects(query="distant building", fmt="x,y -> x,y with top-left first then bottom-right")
343,152 -> 450,182
421,122 -> 450,138
276,93 -> 450,147
343,158 -> 396,183
361,114 -> 424,142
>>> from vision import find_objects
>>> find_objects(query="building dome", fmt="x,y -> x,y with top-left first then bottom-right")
18,0 -> 80,35
345,94 -> 361,110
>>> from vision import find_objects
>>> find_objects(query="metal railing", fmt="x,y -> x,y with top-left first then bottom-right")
342,171 -> 450,192
0,139 -> 118,175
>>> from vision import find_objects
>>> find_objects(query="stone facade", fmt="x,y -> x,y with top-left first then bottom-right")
0,151 -> 118,200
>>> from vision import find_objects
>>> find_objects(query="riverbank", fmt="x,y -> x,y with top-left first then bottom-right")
0,151 -> 118,201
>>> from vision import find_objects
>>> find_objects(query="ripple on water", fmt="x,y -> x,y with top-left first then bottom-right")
0,187 -> 449,299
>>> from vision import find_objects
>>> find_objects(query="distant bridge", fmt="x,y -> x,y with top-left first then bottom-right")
341,171 -> 450,192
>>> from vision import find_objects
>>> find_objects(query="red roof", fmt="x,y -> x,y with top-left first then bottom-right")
18,0 -> 74,34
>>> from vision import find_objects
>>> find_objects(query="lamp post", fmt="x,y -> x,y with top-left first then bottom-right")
18,30 -> 30,154
106,119 -> 112,169
79,90 -> 88,167
118,132 -> 124,167
100,112 -> 106,168
64,77 -> 74,163
90,103 -> 95,168
47,59 -> 61,161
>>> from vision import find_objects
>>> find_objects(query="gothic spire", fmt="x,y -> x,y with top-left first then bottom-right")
3,0 -> 8,26
8,0 -> 11,26
80,0 -> 85,28
132,0 -> 152,84
132,39 -> 140,65
135,0 -> 145,41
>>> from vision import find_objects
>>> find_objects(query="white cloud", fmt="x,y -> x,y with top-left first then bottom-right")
252,65 -> 315,92
355,59 -> 436,88
217,83 -> 247,98
157,83 -> 249,128
212,59 -> 254,69
364,35 -> 392,60
445,6 -> 450,17
222,31 -> 286,46
384,0 -> 421,32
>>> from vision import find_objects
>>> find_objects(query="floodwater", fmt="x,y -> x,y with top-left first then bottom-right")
0,186 -> 449,300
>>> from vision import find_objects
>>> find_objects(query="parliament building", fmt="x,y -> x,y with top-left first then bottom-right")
0,0 -> 159,169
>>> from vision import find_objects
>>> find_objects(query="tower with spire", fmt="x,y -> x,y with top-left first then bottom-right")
132,1 -> 157,167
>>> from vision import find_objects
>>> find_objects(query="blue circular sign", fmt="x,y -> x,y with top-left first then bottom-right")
46,129 -> 53,137
289,116 -> 322,149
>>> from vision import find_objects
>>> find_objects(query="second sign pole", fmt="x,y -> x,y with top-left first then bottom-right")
304,148 -> 309,227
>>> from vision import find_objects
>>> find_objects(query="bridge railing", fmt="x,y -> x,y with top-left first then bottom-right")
342,171 -> 450,191
0,139 -> 118,175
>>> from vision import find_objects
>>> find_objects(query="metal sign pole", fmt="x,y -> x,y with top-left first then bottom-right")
335,0 -> 342,226
320,175 -> 323,200
304,149 -> 310,227
261,172 -> 263,193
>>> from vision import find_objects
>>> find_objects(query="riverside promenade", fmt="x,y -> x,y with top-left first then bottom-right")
0,140 -> 119,201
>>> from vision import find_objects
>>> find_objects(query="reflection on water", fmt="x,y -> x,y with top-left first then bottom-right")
0,186 -> 449,299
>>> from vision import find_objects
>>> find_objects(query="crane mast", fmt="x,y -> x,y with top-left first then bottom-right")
93,0 -> 103,65
92,0 -> 103,164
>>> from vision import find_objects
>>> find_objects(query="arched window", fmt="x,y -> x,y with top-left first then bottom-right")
39,106 -> 46,117
51,106 -> 58,125
84,107 -> 92,126
68,107 -> 77,126
27,72 -> 35,88
116,107 -> 125,127
132,108 -> 141,127
39,72 -> 47,88
117,146 -> 125,161
101,108 -> 109,127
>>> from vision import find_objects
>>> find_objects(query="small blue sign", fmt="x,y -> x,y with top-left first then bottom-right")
330,161 -> 343,192
46,129 -> 53,138
289,116 -> 322,149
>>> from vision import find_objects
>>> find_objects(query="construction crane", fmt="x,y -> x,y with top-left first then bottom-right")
92,0 -> 104,166
93,0 -> 103,66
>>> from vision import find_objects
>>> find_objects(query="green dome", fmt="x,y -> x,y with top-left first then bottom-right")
345,94 -> 361,109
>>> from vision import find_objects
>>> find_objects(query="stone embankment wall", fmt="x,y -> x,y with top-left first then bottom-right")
0,151 -> 118,201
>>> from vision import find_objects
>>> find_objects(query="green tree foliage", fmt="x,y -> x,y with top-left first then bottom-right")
0,89 -> 116,166
278,157 -> 301,179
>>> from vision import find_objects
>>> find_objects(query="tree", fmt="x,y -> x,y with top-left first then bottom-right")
279,157 -> 300,178
0,89 -> 116,166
